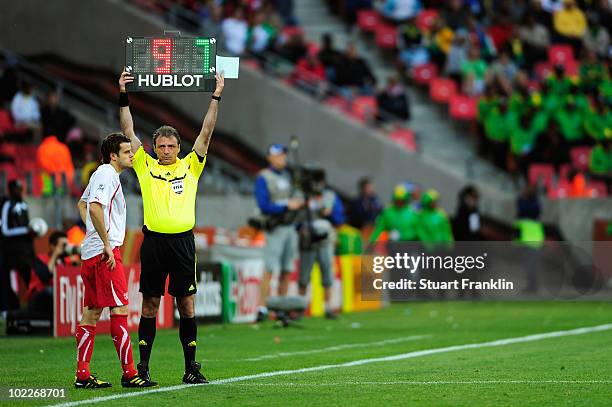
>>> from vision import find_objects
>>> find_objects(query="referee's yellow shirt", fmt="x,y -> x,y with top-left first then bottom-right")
133,146 -> 206,233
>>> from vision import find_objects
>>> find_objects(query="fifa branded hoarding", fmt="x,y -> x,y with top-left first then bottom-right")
53,265 -> 173,337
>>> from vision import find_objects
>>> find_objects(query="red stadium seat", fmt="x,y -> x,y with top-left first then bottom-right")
375,24 -> 397,49
429,78 -> 457,103
412,63 -> 438,85
357,10 -> 380,32
570,147 -> 591,171
563,60 -> 579,76
0,142 -> 18,157
588,181 -> 608,198
559,164 -> 571,180
325,96 -> 350,113
416,9 -> 439,32
0,110 -> 16,134
548,180 -> 570,199
535,62 -> 552,81
548,44 -> 574,65
449,94 -> 477,120
389,128 -> 417,152
528,163 -> 555,189
350,96 -> 378,123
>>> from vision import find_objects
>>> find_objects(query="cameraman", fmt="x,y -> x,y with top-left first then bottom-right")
297,170 -> 344,319
254,144 -> 304,322
28,230 -> 80,317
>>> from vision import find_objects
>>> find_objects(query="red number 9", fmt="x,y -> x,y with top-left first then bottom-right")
152,39 -> 172,74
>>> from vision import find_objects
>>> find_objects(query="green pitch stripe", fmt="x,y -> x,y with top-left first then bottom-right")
48,323 -> 612,407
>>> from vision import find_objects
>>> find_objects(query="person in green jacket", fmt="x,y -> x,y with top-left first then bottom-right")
417,189 -> 454,251
554,97 -> 585,143
589,141 -> 612,194
514,186 -> 545,293
369,184 -> 420,244
584,97 -> 612,142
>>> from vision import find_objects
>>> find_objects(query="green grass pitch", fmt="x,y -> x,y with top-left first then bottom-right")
1,302 -> 611,406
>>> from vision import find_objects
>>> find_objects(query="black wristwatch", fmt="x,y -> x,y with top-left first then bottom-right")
212,95 -> 221,101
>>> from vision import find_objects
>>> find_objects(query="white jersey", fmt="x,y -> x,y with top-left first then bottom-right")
80,164 -> 126,260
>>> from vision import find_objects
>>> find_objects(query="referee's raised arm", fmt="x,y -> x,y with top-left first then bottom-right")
193,72 -> 224,157
118,69 -> 142,153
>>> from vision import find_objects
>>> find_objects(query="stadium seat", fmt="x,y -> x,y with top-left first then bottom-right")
375,24 -> 398,49
548,180 -> 570,199
0,110 -> 18,135
570,147 -> 591,171
548,44 -> 574,65
325,96 -> 350,113
449,94 -> 477,120
416,9 -> 439,32
429,77 -> 457,103
357,10 -> 380,32
559,164 -> 571,180
528,163 -> 555,189
412,63 -> 438,85
389,128 -> 417,152
534,62 -> 552,81
0,142 -> 18,157
350,96 -> 378,123
563,60 -> 579,76
588,181 -> 608,198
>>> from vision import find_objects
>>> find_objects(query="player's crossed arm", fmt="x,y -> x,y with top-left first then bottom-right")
193,72 -> 224,157
118,69 -> 142,154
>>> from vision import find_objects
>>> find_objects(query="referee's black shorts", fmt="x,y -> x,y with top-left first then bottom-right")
139,227 -> 197,298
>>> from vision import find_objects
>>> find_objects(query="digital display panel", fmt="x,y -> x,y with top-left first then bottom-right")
125,36 -> 217,92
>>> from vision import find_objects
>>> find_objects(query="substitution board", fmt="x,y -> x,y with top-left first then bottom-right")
125,36 -> 217,92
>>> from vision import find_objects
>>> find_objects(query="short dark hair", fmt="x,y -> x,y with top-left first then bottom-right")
153,125 -> 180,147
101,132 -> 131,164
49,230 -> 67,247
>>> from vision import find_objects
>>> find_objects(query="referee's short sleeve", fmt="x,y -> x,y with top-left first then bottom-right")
186,150 -> 206,178
133,146 -> 152,176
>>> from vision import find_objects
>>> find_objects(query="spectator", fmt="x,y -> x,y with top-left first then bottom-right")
589,140 -> 612,192
514,185 -> 544,293
445,28 -> 469,82
0,54 -> 18,106
584,95 -> 612,142
344,0 -> 373,30
335,43 -> 377,96
453,185 -> 481,241
376,76 -> 411,122
530,122 -> 570,170
36,134 -> 75,195
489,49 -> 519,94
41,90 -> 76,142
349,177 -> 382,229
275,0 -> 297,26
517,13 -> 550,69
554,96 -> 585,144
318,33 -> 344,82
442,0 -> 468,30
293,51 -> 326,95
579,49 -> 607,95
369,184 -> 420,243
221,6 -> 249,55
461,46 -> 488,96
397,20 -> 429,70
10,81 -> 41,141
582,13 -> 610,58
488,14 -> 515,52
552,0 -> 586,52
378,0 -> 421,24
428,17 -> 453,68
0,179 -> 35,312
277,31 -> 308,63
249,10 -> 275,59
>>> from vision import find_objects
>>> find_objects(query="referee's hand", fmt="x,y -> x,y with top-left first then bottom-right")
213,72 -> 224,97
119,70 -> 134,92
103,245 -> 116,270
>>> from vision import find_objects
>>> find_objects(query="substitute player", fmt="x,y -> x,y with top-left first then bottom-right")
118,69 -> 224,384
74,133 -> 155,389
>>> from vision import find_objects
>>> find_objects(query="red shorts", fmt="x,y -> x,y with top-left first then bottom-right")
81,247 -> 128,308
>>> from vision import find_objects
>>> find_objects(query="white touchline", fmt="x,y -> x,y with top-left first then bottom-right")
244,335 -> 432,361
49,323 -> 612,407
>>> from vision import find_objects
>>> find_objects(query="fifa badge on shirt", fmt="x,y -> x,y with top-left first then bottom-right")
171,179 -> 184,195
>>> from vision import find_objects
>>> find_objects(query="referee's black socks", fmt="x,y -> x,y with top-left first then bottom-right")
179,317 -> 197,370
138,316 -> 157,368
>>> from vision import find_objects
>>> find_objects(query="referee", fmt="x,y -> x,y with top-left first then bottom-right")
118,69 -> 224,384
